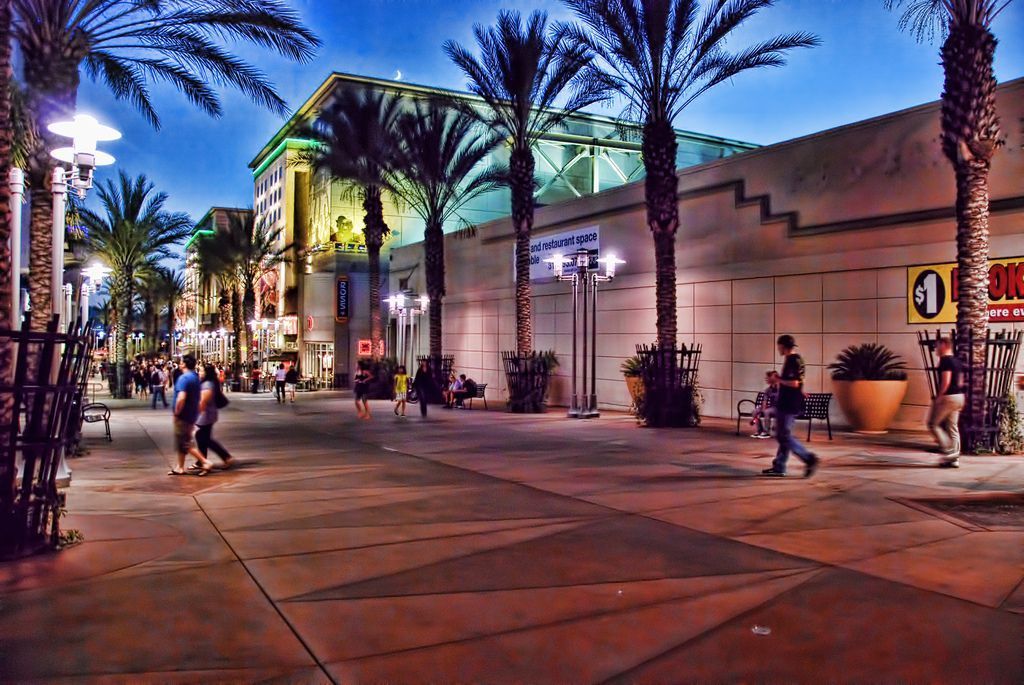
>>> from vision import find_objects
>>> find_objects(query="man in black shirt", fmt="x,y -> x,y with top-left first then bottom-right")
763,334 -> 819,478
928,337 -> 965,468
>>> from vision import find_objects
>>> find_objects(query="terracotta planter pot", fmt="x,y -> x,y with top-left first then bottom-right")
832,379 -> 908,434
624,376 -> 643,410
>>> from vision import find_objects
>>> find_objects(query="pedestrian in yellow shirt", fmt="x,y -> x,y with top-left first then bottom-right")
393,366 -> 408,417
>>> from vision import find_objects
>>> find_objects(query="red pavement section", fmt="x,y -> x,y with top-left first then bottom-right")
1,390 -> 1021,683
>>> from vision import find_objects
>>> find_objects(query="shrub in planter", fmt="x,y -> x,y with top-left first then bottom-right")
828,343 -> 908,433
621,355 -> 644,414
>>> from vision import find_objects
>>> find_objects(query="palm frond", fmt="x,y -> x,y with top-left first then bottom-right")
561,0 -> 817,125
13,0 -> 321,129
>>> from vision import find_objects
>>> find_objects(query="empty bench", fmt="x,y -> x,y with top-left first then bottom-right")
82,402 -> 112,442
736,392 -> 832,441
466,383 -> 488,410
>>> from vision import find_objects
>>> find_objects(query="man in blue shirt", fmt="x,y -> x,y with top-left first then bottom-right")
170,355 -> 212,476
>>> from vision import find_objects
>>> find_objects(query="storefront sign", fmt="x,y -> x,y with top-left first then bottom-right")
356,339 -> 385,357
526,226 -> 600,281
908,257 -> 1024,323
335,277 -> 350,322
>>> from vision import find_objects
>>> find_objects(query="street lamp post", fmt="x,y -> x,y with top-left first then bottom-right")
8,168 -> 24,327
386,293 -> 427,372
81,261 -> 111,325
546,248 -> 623,419
47,114 -> 120,326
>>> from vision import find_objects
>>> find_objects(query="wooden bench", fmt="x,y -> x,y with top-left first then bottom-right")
736,392 -> 833,441
82,402 -> 112,442
466,383 -> 488,410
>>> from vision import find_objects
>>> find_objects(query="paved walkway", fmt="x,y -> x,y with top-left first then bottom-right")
1,390 -> 1022,684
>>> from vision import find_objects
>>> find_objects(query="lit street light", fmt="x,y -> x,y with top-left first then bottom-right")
545,248 -> 623,419
47,114 -> 120,325
386,292 -> 427,371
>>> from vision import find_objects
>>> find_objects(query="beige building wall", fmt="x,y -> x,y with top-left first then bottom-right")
390,79 -> 1024,429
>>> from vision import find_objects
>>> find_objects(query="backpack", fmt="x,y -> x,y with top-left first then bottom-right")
150,369 -> 162,386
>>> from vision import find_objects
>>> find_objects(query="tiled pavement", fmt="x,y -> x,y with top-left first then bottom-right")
1,390 -> 1021,684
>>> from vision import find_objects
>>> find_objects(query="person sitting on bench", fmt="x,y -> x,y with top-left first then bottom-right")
442,372 -> 460,408
450,374 -> 476,408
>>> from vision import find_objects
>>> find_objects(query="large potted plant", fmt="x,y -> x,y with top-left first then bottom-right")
829,343 -> 909,434
621,355 -> 643,413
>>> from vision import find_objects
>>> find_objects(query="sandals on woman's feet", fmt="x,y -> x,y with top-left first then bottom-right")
167,469 -> 186,476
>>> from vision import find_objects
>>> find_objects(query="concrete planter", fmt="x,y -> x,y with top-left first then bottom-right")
832,379 -> 908,434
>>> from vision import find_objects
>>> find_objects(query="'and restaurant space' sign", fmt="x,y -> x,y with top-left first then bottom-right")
526,226 -> 600,281
908,257 -> 1024,323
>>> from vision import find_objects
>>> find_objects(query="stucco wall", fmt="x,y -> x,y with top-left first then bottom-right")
389,80 -> 1024,428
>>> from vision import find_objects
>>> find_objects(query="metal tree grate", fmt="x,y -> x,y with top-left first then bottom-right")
1,316 -> 96,558
918,329 -> 1023,453
636,343 -> 703,427
502,351 -> 552,414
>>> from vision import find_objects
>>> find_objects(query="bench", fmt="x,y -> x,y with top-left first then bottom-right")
82,402 -> 112,442
736,392 -> 833,441
466,383 -> 488,410
736,392 -> 770,435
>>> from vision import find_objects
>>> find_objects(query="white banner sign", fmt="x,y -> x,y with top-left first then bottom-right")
525,226 -> 601,281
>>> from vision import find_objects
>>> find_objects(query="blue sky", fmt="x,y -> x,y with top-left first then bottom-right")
75,0 -> 1024,222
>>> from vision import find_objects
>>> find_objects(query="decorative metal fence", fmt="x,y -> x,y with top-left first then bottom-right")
917,329 -> 1023,453
636,343 -> 703,427
1,317 -> 96,558
502,351 -> 554,414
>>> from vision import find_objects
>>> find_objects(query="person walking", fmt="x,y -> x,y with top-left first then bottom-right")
285,364 -> 300,404
412,359 -> 435,419
194,364 -> 234,469
393,365 -> 409,417
928,337 -> 966,468
274,363 -> 287,403
762,335 -> 819,478
150,363 -> 168,409
353,361 -> 373,419
169,355 -> 213,476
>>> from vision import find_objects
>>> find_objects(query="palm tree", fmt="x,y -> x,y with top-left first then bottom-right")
563,0 -> 816,351
304,88 -> 403,359
0,0 -> 11,334
11,0 -> 320,330
445,10 -> 606,356
384,100 -> 504,358
80,172 -> 192,396
194,248 -> 244,374
561,0 -> 815,424
138,266 -> 185,353
193,213 -> 286,368
887,0 -> 1014,449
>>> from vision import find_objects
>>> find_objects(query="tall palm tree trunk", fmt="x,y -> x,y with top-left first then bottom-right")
0,0 -> 14,483
231,289 -> 242,374
24,61 -> 79,331
424,219 -> 445,358
113,272 -> 133,398
942,24 -> 1000,452
643,120 -> 680,351
363,187 -> 386,358
242,288 -> 256,366
511,147 -> 535,356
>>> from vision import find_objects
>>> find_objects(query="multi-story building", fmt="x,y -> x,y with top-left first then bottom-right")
246,71 -> 756,386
